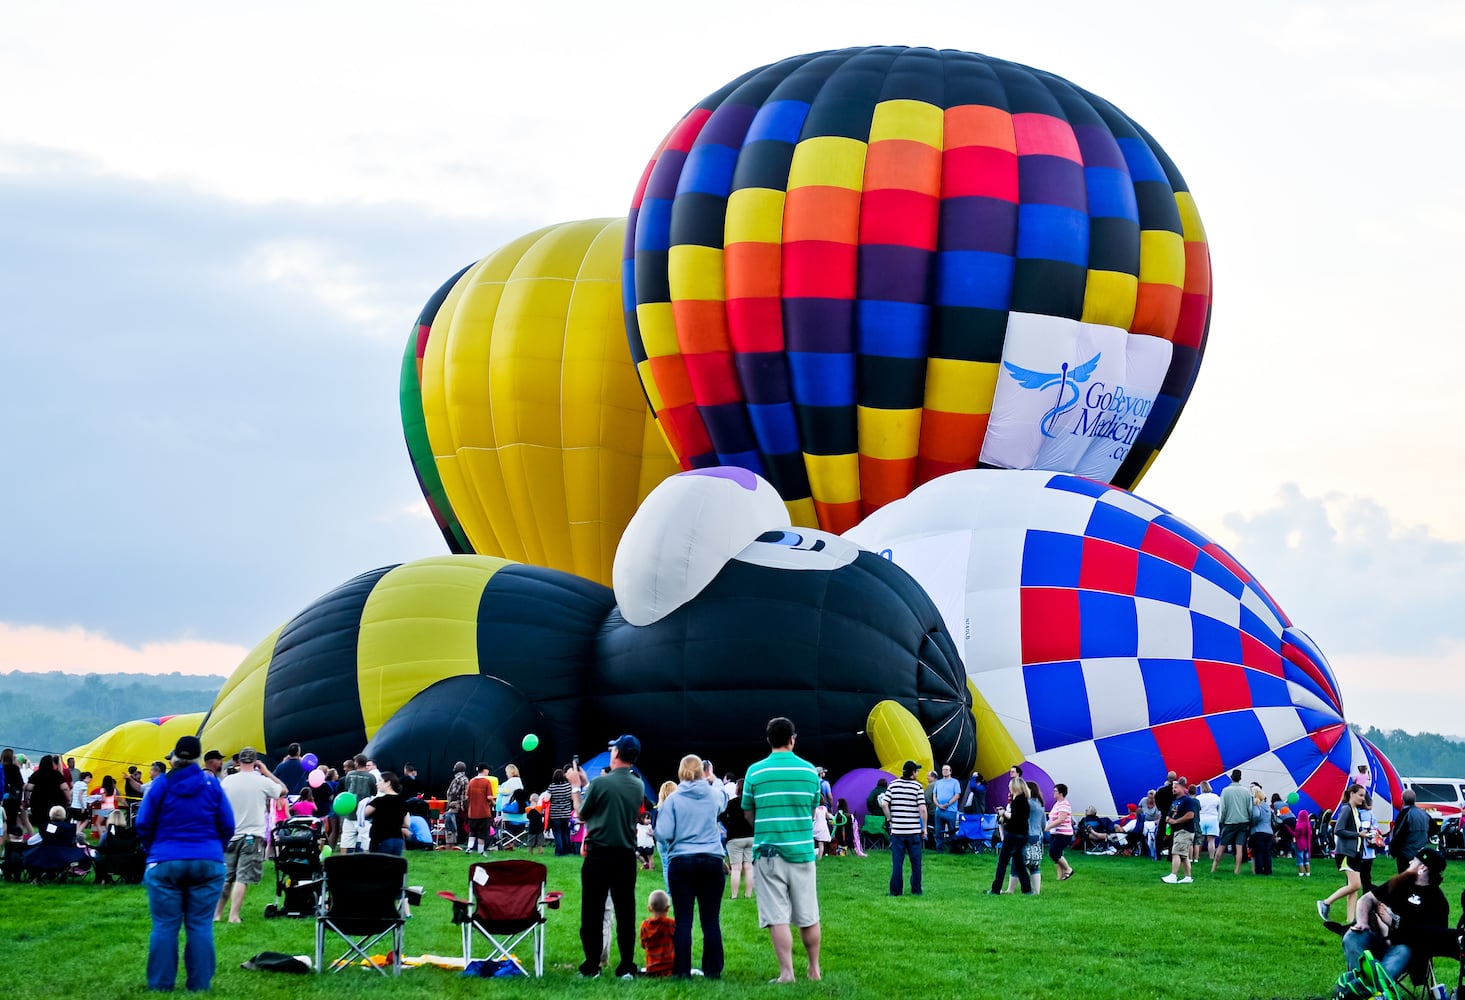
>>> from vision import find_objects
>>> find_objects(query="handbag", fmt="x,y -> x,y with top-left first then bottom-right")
1024,840 -> 1043,869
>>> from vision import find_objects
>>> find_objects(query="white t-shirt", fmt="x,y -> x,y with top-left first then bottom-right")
222,770 -> 285,838
1197,792 -> 1221,822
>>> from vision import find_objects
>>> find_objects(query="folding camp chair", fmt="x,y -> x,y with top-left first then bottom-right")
496,802 -> 529,851
859,813 -> 889,849
315,853 -> 408,976
437,859 -> 563,977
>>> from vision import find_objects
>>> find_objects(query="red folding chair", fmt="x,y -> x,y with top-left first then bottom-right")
438,859 -> 562,976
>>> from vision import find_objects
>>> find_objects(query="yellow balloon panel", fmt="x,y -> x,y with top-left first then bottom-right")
196,624 -> 283,759
357,556 -> 511,740
68,712 -> 207,786
418,217 -> 678,585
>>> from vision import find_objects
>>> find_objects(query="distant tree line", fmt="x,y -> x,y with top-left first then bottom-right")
1355,725 -> 1465,778
0,672 -> 226,757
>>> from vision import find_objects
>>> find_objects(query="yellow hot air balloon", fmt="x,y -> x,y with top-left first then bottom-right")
402,218 -> 680,585
67,713 -> 207,786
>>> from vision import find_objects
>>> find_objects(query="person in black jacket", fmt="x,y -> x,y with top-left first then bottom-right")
1335,847 -> 1449,985
988,777 -> 1032,895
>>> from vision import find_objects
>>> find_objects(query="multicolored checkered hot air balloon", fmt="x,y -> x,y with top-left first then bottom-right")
625,46 -> 1211,533
845,470 -> 1401,819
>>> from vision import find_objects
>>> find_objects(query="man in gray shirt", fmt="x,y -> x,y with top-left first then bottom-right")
1212,769 -> 1253,875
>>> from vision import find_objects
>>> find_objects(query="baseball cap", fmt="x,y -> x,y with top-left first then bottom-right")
171,736 -> 202,762
608,734 -> 641,762
902,760 -> 920,777
204,749 -> 224,762
238,746 -> 259,764
1417,847 -> 1447,879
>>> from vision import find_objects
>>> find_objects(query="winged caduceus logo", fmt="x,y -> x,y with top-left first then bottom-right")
1001,353 -> 1102,438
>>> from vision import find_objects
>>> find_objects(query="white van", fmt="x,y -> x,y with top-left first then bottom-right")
1401,777 -> 1465,820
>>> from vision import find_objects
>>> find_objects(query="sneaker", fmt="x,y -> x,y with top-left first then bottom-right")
1178,876 -> 1193,883
1161,873 -> 1179,883
1316,900 -> 1330,920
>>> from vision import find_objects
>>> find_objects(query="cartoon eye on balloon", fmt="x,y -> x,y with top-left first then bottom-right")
402,218 -> 681,585
625,46 -> 1212,533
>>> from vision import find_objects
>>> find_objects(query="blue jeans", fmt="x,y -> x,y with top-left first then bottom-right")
373,838 -> 404,857
934,810 -> 958,851
890,834 -> 923,895
551,817 -> 572,856
145,858 -> 226,991
667,853 -> 725,978
1343,928 -> 1412,982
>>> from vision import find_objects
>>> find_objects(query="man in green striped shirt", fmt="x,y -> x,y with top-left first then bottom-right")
741,717 -> 822,983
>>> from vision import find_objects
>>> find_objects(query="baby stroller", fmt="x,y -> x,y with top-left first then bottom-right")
263,817 -> 324,918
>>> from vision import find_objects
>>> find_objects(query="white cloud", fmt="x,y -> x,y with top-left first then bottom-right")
0,623 -> 248,679
246,238 -> 391,330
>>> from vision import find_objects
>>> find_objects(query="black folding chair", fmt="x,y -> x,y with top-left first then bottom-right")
315,853 -> 408,976
438,860 -> 562,977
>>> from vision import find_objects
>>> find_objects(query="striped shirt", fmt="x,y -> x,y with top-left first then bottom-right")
742,750 -> 820,863
884,778 -> 925,836
546,781 -> 574,820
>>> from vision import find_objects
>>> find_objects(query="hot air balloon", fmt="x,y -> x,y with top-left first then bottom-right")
67,713 -> 207,785
195,474 -> 975,792
625,46 -> 1211,533
403,218 -> 681,585
845,470 -> 1400,818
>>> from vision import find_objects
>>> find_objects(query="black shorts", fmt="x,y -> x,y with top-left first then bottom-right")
1219,823 -> 1248,849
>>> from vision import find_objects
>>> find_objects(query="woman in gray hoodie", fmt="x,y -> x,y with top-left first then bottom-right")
654,753 -> 726,979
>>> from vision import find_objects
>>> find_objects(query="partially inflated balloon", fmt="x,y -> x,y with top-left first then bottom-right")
67,714 -> 207,784
846,470 -> 1400,818
626,47 -> 1211,533
403,218 -> 681,584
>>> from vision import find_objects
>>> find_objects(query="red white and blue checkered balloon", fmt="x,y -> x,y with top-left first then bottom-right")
845,469 -> 1400,818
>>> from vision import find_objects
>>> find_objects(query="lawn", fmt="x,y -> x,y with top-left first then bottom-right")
0,846 -> 1431,998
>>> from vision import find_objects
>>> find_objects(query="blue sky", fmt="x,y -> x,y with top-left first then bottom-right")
2,1 -> 1462,734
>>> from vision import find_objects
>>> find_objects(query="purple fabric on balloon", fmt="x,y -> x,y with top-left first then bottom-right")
832,767 -> 896,823
678,467 -> 760,490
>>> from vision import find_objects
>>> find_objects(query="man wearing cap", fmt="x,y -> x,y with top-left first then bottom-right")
215,747 -> 285,923
931,764 -> 961,853
570,734 -> 644,978
743,716 -> 823,983
883,761 -> 927,896
202,750 -> 225,778
1337,848 -> 1449,986
134,735 -> 235,993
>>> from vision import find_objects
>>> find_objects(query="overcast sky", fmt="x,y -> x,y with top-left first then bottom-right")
2,1 -> 1462,736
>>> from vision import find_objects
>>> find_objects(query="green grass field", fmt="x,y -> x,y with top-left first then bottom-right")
0,846 -> 1439,998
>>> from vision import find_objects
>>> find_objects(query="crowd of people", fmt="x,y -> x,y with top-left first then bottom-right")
5,735 -> 1462,994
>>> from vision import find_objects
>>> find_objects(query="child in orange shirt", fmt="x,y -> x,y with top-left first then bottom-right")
639,889 -> 674,977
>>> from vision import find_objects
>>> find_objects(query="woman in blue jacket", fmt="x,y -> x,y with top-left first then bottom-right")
135,735 -> 235,992
654,754 -> 727,979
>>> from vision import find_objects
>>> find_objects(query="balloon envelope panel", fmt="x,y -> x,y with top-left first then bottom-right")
846,470 -> 1383,817
405,218 -> 680,584
68,713 -> 207,785
626,47 -> 1211,534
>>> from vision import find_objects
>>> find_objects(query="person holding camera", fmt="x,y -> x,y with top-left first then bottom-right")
215,747 -> 285,923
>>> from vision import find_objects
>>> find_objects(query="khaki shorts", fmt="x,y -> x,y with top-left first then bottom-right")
726,837 -> 754,866
224,835 -> 265,885
754,853 -> 819,929
1171,830 -> 1195,856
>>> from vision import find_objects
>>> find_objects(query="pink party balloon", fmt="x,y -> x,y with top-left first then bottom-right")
308,767 -> 325,788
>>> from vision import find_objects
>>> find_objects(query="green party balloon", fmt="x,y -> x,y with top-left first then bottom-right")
320,846 -> 333,859
333,791 -> 358,817
522,733 -> 540,752
1286,791 -> 1300,806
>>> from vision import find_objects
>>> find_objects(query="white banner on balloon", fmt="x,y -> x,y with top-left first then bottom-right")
980,313 -> 1173,481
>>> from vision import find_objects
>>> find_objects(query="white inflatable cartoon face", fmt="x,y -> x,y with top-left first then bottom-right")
613,468 -> 789,626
